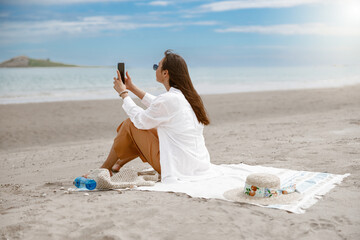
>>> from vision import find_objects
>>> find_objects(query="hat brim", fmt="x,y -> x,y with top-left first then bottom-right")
223,187 -> 302,205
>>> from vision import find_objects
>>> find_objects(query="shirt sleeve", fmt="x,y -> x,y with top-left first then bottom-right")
141,92 -> 157,108
122,95 -> 170,130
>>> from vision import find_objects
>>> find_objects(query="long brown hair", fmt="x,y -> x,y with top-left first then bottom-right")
161,50 -> 210,125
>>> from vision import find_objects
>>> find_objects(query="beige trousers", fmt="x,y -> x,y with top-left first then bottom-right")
113,118 -> 161,174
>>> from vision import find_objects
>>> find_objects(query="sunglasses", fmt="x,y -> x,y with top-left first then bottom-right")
153,64 -> 159,71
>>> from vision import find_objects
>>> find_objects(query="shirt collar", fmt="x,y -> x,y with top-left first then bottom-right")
169,87 -> 181,93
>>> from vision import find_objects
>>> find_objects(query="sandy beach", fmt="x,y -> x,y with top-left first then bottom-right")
0,85 -> 359,239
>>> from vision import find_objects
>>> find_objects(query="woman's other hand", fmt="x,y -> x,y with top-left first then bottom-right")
124,71 -> 135,91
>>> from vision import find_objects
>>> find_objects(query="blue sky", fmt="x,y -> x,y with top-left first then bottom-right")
0,0 -> 359,67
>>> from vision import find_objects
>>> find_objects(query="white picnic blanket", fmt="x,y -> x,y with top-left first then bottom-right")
136,163 -> 350,214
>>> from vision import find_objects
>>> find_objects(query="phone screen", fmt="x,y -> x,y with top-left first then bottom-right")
117,63 -> 125,84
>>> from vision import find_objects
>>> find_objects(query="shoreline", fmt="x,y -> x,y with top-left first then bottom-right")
1,83 -> 360,106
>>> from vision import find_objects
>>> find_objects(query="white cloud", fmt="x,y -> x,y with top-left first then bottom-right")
0,0 -> 131,5
198,0 -> 329,12
82,15 -> 130,22
0,17 -> 166,38
192,21 -> 219,26
0,15 -> 219,44
149,1 -> 171,6
215,23 -> 360,36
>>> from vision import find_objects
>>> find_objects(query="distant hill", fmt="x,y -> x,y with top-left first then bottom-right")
0,56 -> 78,67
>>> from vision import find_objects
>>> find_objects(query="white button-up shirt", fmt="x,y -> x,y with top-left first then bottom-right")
122,87 -> 220,183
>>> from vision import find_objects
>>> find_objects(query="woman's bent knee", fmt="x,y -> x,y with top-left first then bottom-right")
116,118 -> 132,133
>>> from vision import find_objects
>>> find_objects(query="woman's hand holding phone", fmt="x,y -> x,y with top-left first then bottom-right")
113,70 -> 126,94
113,70 -> 134,94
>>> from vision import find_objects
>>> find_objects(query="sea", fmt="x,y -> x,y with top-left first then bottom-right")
0,65 -> 359,104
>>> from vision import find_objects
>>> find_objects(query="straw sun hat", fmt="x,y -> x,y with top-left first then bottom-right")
223,173 -> 301,205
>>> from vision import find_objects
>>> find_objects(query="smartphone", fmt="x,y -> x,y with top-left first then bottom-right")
117,63 -> 125,84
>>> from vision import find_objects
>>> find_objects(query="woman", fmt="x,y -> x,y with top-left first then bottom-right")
88,50 -> 219,183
